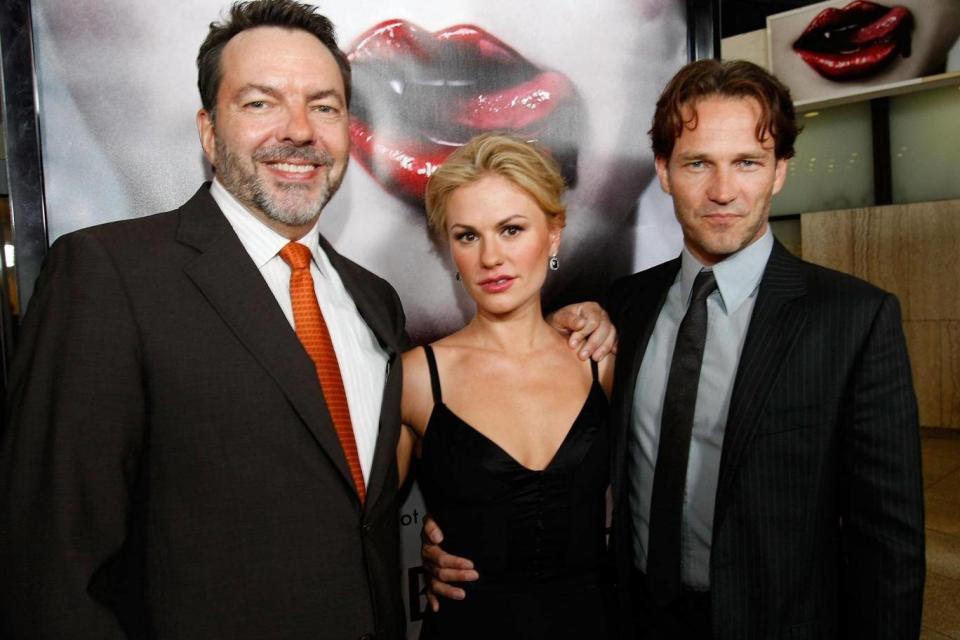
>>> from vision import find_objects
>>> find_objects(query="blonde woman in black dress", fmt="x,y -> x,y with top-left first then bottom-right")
397,133 -> 614,639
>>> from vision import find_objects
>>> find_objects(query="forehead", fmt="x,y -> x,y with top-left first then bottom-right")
219,26 -> 343,92
674,96 -> 773,154
447,175 -> 542,222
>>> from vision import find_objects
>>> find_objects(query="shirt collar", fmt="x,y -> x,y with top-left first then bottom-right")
210,178 -> 325,272
679,225 -> 773,314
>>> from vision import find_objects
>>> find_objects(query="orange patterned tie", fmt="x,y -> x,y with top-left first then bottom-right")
280,241 -> 366,503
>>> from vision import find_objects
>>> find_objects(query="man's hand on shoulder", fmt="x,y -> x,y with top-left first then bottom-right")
547,302 -> 617,361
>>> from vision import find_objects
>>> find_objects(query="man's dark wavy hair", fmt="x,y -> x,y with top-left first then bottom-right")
197,0 -> 351,119
650,59 -> 799,160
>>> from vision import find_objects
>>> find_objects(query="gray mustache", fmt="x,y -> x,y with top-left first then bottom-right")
253,145 -> 333,166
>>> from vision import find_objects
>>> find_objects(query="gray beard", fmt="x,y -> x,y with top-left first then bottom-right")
214,137 -> 345,227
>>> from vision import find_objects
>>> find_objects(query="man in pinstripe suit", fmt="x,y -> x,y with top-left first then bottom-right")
606,59 -> 925,639
423,59 -> 925,639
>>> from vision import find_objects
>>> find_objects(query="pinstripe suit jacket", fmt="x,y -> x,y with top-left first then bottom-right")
0,185 -> 409,639
607,240 -> 925,640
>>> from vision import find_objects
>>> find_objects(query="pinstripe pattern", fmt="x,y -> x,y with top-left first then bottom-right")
607,241 -> 925,640
281,242 -> 366,502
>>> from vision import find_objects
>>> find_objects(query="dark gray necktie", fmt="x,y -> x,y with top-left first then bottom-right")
645,268 -> 717,605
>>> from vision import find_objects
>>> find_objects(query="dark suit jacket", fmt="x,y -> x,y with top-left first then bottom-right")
0,185 -> 409,639
607,241 -> 925,640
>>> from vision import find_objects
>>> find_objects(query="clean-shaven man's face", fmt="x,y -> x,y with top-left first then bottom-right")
656,96 -> 788,266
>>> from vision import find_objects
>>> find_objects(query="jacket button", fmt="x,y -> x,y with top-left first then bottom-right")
358,634 -> 374,640
360,523 -> 372,535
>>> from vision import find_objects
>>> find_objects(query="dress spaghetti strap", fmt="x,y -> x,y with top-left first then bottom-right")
422,345 -> 443,404
590,357 -> 599,383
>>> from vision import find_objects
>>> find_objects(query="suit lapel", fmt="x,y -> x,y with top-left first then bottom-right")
713,241 -> 808,530
318,235 -> 401,512
176,186 -> 359,502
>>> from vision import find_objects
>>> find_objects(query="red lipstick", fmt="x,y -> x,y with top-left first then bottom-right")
792,1 -> 913,80
346,20 -> 581,204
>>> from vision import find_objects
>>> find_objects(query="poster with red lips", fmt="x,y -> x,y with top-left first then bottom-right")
25,1 -> 687,636
27,0 -> 689,349
324,2 -> 688,346
767,0 -> 960,107
346,20 -> 581,206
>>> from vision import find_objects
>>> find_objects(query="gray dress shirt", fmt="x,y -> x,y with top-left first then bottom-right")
630,228 -> 773,589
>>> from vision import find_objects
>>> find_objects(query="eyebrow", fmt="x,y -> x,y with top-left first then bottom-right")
234,84 -> 344,105
675,150 -> 769,162
450,214 -> 529,231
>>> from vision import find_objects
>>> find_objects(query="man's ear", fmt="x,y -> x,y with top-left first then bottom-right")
655,155 -> 672,195
772,156 -> 788,195
197,109 -> 217,167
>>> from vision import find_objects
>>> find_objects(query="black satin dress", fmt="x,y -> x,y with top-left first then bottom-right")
417,345 -> 612,640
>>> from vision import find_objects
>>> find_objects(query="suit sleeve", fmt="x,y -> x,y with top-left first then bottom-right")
0,231 -> 145,638
603,276 -> 631,329
839,293 -> 924,638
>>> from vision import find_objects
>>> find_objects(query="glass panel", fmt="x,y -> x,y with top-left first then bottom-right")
772,101 -> 874,216
890,84 -> 960,204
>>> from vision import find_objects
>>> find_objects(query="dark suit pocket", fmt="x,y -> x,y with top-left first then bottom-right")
758,402 -> 833,435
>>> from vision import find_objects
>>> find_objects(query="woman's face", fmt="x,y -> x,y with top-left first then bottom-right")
444,174 -> 561,318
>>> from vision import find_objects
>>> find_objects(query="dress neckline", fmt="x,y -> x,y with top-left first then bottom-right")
427,382 -> 603,474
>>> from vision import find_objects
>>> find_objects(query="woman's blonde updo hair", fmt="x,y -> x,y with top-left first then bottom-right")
424,132 -> 567,237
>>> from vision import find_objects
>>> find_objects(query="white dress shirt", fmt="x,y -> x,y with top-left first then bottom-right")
630,227 -> 774,589
210,179 -> 388,485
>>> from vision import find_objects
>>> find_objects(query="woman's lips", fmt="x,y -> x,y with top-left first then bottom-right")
347,20 -> 580,204
793,1 -> 913,80
478,276 -> 516,294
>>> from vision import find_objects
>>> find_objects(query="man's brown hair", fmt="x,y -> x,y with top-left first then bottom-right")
197,0 -> 351,119
650,59 -> 799,160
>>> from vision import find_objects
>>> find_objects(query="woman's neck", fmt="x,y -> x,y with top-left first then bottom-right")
462,298 -> 555,355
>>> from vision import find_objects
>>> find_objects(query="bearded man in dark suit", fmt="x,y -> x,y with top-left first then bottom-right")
0,1 -> 610,638
1,2 -> 408,638
423,60 -> 925,640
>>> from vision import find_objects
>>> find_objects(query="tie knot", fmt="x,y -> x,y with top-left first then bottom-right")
691,269 -> 717,303
280,242 -> 312,270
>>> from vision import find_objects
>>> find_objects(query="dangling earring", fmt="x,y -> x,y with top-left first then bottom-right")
549,255 -> 560,271
455,271 -> 461,281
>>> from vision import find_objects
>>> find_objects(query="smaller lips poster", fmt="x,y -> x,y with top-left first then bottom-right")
767,0 -> 960,106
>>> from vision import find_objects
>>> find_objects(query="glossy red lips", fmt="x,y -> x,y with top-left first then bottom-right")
793,1 -> 913,80
347,20 -> 580,204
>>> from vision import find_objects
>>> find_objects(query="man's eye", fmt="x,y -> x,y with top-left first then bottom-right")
313,104 -> 338,114
688,160 -> 705,169
245,100 -> 268,109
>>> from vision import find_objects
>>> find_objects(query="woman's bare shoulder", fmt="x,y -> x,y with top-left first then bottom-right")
401,346 -> 434,433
